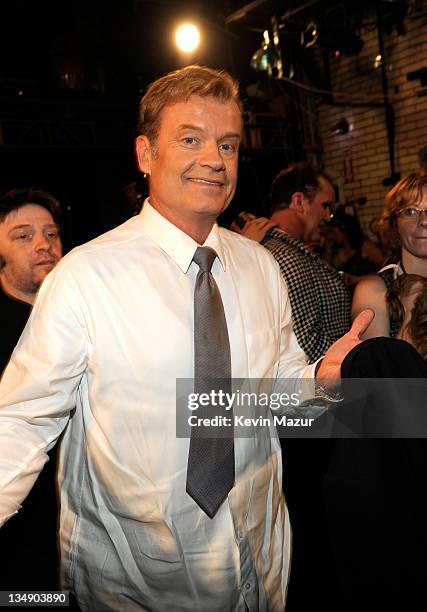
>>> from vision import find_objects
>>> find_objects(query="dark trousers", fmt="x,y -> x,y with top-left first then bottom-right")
0,447 -> 59,591
325,338 -> 427,611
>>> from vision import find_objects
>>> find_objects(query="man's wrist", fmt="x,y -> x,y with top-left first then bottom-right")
314,358 -> 343,402
314,380 -> 343,403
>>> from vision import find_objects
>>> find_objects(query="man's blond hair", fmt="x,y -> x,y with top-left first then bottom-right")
137,65 -> 242,144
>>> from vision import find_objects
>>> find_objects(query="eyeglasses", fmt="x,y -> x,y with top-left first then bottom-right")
395,207 -> 427,219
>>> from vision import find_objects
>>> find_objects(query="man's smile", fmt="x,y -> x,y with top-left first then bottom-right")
187,177 -> 225,187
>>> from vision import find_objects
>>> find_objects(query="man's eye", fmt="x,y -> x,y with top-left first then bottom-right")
219,143 -> 237,154
46,231 -> 59,239
183,137 -> 197,145
403,208 -> 418,216
16,233 -> 30,240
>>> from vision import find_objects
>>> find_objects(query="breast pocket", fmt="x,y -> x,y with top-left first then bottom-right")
246,327 -> 279,380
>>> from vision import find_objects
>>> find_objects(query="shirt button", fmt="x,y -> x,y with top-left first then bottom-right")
245,582 -> 251,590
238,529 -> 244,540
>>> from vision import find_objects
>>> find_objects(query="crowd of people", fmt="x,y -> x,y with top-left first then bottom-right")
232,165 -> 427,368
0,65 -> 426,612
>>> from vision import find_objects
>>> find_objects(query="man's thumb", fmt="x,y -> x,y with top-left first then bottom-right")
350,308 -> 375,338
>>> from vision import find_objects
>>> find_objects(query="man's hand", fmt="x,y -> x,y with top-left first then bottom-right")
230,213 -> 277,243
315,309 -> 375,387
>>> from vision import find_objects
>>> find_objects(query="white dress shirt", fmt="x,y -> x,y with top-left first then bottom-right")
0,201 -> 316,611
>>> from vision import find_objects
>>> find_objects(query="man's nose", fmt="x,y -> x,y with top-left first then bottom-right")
34,233 -> 51,251
199,142 -> 225,171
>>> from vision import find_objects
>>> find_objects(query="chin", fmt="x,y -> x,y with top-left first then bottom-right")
192,201 -> 228,216
33,271 -> 50,286
410,245 -> 427,257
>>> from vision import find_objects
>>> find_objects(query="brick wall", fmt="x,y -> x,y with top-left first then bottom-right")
318,3 -> 427,236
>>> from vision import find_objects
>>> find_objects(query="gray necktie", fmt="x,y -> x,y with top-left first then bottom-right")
186,246 -> 235,518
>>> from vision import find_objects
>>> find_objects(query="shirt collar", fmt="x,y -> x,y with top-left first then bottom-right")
138,199 -> 226,273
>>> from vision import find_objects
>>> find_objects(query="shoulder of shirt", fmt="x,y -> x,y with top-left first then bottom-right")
262,228 -> 314,263
262,228 -> 348,289
262,228 -> 304,250
49,215 -> 147,274
218,226 -> 283,268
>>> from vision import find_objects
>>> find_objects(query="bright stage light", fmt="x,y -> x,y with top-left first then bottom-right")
175,23 -> 200,53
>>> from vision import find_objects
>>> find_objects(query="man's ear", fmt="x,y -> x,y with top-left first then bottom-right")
289,192 -> 305,212
135,135 -> 153,175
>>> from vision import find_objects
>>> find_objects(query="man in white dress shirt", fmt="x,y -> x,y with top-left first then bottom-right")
0,66 -> 371,611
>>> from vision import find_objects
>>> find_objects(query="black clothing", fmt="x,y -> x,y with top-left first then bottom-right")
0,287 -> 59,591
0,453 -> 59,590
0,288 -> 31,372
325,338 -> 427,611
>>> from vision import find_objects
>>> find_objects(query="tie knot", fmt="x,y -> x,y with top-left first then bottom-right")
193,246 -> 217,273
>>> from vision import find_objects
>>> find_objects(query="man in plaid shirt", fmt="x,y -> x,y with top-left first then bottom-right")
263,162 -> 351,362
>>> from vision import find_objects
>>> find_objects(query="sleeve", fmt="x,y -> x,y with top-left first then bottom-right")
0,261 -> 90,524
279,255 -> 334,364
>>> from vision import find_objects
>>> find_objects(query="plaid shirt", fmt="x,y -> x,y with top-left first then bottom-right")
262,228 -> 351,363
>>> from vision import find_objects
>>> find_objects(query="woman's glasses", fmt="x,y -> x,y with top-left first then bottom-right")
396,207 -> 427,219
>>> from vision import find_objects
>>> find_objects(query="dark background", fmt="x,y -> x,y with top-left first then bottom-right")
0,0 -> 288,249
1,0 -> 409,248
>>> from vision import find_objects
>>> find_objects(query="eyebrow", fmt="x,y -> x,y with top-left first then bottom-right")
8,222 -> 58,235
177,124 -> 203,132
176,124 -> 241,140
221,132 -> 241,141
